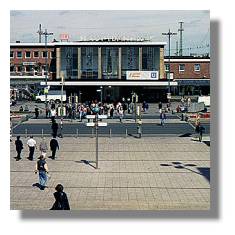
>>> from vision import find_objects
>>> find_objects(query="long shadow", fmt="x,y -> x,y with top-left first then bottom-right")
197,167 -> 210,182
161,162 -> 210,183
178,133 -> 192,137
74,160 -> 96,169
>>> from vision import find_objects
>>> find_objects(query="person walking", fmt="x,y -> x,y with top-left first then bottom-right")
50,108 -> 56,122
51,120 -> 58,137
39,137 -> 48,157
50,184 -> 70,210
35,106 -> 39,119
160,111 -> 166,126
27,136 -> 36,161
50,136 -> 59,160
15,136 -> 23,161
158,102 -> 162,113
118,106 -> 124,123
34,155 -> 49,190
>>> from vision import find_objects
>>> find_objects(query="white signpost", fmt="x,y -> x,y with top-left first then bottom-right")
86,113 -> 108,169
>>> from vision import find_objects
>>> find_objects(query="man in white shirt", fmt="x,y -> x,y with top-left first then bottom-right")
27,136 -> 37,161
51,108 -> 56,122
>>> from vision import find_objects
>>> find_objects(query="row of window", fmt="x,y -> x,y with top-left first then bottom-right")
165,64 -> 201,72
10,51 -> 55,59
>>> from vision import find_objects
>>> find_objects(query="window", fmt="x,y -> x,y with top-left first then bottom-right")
17,66 -> 23,72
10,51 -> 14,58
25,51 -> 31,58
51,51 -> 56,58
10,65 -> 14,72
33,51 -> 39,58
179,64 -> 185,72
17,51 -> 22,58
42,51 -> 48,58
165,64 -> 170,71
194,64 -> 201,72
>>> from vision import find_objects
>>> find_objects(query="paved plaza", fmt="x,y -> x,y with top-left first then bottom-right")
10,136 -> 210,210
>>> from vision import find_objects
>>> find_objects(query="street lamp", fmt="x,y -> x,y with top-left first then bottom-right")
162,29 -> 177,102
42,29 -> 53,114
96,87 -> 102,103
60,72 -> 64,137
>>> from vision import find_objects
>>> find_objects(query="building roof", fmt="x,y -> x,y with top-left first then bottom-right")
10,41 -> 167,47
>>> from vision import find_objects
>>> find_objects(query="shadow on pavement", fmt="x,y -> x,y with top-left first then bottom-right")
197,167 -> 210,183
74,160 -> 96,169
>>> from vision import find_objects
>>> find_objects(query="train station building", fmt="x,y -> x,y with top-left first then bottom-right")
10,39 -> 210,102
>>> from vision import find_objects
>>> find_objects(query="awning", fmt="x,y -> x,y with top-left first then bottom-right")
176,79 -> 210,86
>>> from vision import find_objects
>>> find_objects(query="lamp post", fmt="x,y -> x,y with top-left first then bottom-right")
42,29 -> 53,113
162,29 -> 177,102
100,86 -> 103,104
60,72 -> 64,137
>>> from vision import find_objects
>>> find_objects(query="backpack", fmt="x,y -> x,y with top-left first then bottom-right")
37,160 -> 46,171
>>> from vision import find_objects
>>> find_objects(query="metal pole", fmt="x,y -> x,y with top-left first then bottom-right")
109,128 -> 112,138
25,129 -> 28,138
76,128 -> 78,138
41,129 -> 44,138
168,30 -> 171,95
125,128 -> 128,138
60,74 -> 64,137
95,113 -> 98,169
42,29 -> 53,116
100,86 -> 103,104
45,29 -> 48,113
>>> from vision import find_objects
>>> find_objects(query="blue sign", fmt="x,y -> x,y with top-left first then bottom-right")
151,72 -> 157,78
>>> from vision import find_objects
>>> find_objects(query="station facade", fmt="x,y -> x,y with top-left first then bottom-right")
10,41 -> 210,102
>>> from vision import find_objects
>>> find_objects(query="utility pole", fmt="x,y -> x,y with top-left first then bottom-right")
162,29 -> 177,100
42,29 -> 53,113
178,21 -> 184,56
37,24 -> 43,43
175,41 -> 179,56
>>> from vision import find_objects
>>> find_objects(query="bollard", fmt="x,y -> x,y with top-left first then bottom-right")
76,128 -> 78,138
109,128 -> 112,138
41,129 -> 44,138
91,128 -> 94,138
125,128 -> 128,138
25,128 -> 28,138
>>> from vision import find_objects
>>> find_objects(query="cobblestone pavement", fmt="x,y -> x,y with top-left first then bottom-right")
10,136 -> 210,210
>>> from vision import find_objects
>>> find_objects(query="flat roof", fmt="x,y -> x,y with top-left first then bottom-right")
10,41 -> 167,47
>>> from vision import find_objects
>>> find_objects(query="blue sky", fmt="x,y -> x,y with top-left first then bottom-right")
10,10 -> 210,55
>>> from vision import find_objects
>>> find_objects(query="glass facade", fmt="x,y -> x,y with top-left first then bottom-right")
81,47 -> 98,79
58,45 -> 161,80
142,47 -> 160,71
61,47 -> 78,80
102,47 -> 119,79
121,47 -> 139,78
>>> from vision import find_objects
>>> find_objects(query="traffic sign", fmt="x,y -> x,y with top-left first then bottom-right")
86,123 -> 95,127
98,115 -> 108,119
86,115 -> 96,119
98,123 -> 107,127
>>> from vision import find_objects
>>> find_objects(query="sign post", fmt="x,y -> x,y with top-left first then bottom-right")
86,112 -> 107,169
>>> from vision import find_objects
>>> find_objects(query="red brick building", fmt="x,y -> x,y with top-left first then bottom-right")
164,56 -> 210,95
10,43 -> 56,85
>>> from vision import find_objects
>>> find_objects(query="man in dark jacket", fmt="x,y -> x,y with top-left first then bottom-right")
50,136 -> 59,160
51,120 -> 58,137
15,136 -> 23,160
35,106 -> 39,119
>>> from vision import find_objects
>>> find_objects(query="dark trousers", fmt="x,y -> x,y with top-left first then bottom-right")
52,129 -> 58,137
29,146 -> 35,160
51,149 -> 57,159
16,149 -> 22,159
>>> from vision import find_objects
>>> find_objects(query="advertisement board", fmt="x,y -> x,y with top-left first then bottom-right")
126,71 -> 159,80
